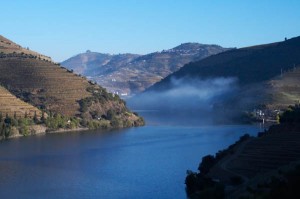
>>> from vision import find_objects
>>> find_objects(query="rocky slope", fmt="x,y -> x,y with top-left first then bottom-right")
62,43 -> 230,95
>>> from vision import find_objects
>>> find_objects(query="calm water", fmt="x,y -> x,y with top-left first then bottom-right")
0,113 -> 263,199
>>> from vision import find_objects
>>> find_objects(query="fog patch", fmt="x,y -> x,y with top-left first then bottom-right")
127,77 -> 239,125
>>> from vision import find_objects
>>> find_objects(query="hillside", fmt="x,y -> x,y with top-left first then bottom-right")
151,37 -> 300,90
147,36 -> 300,114
0,85 -> 41,118
185,105 -> 300,198
62,43 -> 230,95
0,35 -> 144,137
61,51 -> 140,76
0,35 -> 51,61
266,66 -> 300,109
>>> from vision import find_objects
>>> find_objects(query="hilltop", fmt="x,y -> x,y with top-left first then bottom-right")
0,35 -> 51,61
0,35 -> 144,139
62,43 -> 230,95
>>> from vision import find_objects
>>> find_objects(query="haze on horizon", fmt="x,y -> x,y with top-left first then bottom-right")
1,0 -> 300,62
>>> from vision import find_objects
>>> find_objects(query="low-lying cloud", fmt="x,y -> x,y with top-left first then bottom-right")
127,77 -> 239,125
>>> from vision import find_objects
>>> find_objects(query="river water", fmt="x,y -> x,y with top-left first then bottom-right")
0,112 -> 263,198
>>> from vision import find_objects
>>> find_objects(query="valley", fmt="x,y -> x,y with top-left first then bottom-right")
1,1 -> 300,199
142,36 -> 300,123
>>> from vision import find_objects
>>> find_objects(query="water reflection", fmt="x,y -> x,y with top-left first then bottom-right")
0,116 -> 261,198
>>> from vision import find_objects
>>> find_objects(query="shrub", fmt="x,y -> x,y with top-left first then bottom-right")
198,155 -> 216,174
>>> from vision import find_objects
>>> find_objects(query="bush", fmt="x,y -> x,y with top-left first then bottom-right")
45,114 -> 68,129
198,155 -> 216,174
280,104 -> 300,123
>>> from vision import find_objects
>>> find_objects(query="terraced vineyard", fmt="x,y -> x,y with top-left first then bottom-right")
267,66 -> 300,108
0,85 -> 41,118
227,130 -> 300,178
0,58 -> 92,116
0,35 -> 51,61
0,35 -> 144,129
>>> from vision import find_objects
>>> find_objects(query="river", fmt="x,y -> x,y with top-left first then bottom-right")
0,112 -> 263,198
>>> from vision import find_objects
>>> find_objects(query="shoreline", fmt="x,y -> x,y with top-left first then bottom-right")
47,127 -> 89,134
2,124 -> 136,141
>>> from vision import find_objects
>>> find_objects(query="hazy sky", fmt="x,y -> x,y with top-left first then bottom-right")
1,0 -> 300,62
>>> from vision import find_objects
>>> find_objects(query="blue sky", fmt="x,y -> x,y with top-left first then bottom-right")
1,0 -> 300,61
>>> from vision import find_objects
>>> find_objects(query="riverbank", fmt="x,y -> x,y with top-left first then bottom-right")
2,124 -> 130,141
185,105 -> 300,198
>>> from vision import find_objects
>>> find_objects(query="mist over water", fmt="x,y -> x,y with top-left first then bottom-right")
128,77 -> 239,125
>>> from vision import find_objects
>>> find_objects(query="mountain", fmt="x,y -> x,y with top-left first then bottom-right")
61,43 -> 230,95
147,36 -> 300,113
0,35 -> 144,139
61,51 -> 140,77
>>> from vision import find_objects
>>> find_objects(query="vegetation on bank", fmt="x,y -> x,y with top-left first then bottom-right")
0,112 -> 34,139
0,111 -> 81,139
79,86 -> 144,129
185,134 -> 251,198
44,112 -> 80,130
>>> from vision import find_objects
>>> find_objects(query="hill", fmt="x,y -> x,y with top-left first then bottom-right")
151,37 -> 300,90
0,35 -> 144,138
146,37 -> 300,116
62,43 -> 230,95
185,105 -> 300,198
0,35 -> 51,61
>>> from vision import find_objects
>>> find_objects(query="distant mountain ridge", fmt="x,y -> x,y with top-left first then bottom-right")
147,36 -> 300,112
62,43 -> 230,95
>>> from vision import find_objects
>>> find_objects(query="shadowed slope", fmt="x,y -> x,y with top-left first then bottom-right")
151,36 -> 300,91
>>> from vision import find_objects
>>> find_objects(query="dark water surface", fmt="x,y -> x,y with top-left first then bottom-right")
0,114 -> 263,198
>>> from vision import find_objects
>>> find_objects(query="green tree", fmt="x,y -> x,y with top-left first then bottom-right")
107,110 -> 116,120
4,113 -> 11,125
33,111 -> 39,124
41,111 -> 46,123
